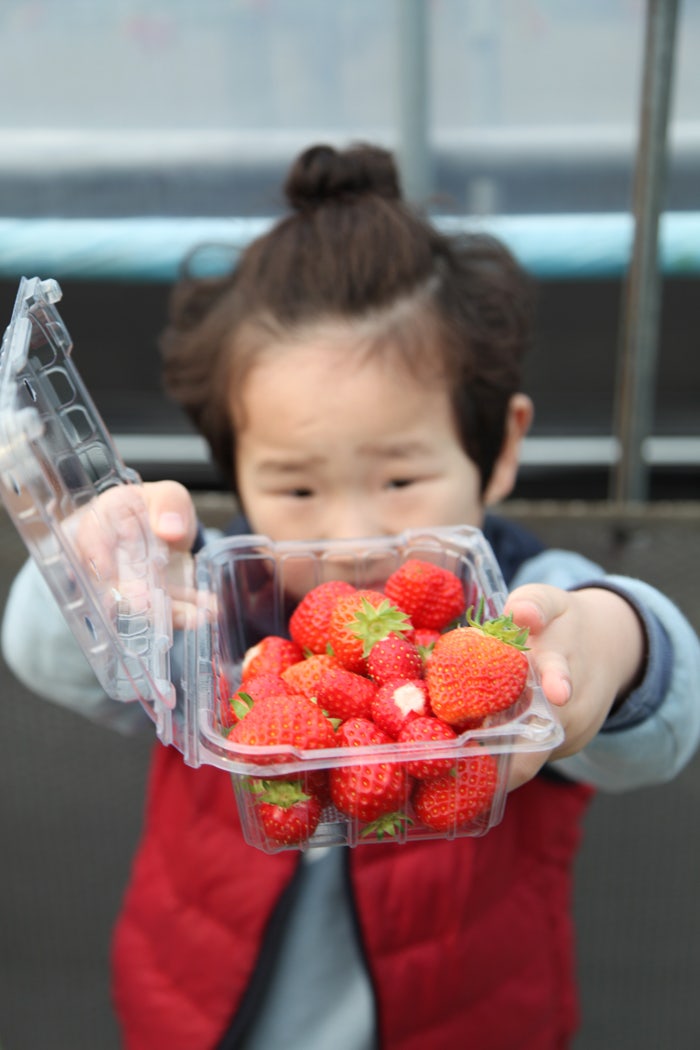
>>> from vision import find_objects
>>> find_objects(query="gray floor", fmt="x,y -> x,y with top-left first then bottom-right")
1,497 -> 699,1049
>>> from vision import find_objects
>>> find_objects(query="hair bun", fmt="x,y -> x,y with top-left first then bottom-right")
284,142 -> 402,212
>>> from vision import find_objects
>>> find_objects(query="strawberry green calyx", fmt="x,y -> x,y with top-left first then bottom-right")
320,712 -> 344,732
360,811 -> 413,840
466,598 -> 530,651
248,778 -> 313,807
231,692 -> 255,721
347,598 -> 412,657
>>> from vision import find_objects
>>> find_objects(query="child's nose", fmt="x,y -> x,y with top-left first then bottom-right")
324,499 -> 379,542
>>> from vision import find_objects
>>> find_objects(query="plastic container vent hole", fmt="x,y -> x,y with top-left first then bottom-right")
23,378 -> 37,402
8,473 -> 20,495
84,615 -> 97,640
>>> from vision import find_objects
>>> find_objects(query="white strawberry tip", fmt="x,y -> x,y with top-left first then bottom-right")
390,682 -> 428,718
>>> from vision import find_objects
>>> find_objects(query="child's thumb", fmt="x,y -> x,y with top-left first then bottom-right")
144,481 -> 198,552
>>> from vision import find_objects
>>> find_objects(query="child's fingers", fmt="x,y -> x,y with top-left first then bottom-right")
69,483 -> 199,629
504,583 -> 568,634
143,481 -> 198,552
531,652 -> 573,706
507,749 -> 553,792
71,485 -> 151,586
505,584 -> 573,706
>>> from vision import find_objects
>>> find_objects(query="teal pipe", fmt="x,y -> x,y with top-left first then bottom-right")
0,212 -> 698,283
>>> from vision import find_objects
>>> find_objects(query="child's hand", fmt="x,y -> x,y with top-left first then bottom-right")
71,480 -> 198,576
503,584 -> 645,791
70,480 -> 199,630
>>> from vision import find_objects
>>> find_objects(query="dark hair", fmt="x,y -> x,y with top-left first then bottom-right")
159,142 -> 534,494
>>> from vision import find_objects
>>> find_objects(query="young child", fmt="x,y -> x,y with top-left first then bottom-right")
3,142 -> 700,1050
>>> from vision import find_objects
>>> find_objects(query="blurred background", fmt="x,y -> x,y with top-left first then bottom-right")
0,1 -> 699,1047
0,0 -> 698,498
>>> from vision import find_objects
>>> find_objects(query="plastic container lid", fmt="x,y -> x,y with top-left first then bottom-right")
0,277 -> 176,733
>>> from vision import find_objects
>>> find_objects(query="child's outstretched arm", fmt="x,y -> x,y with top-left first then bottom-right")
504,573 -> 700,792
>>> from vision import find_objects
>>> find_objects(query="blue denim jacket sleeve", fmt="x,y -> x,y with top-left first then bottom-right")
510,549 -> 700,791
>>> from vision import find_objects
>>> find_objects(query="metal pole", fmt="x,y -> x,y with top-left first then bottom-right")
396,0 -> 432,205
611,0 -> 680,503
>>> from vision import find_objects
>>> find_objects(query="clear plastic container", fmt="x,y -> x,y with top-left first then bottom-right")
0,277 -> 564,852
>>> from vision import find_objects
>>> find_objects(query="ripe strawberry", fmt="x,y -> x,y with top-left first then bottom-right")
223,672 -> 291,727
250,777 -> 324,846
302,768 -> 332,809
410,628 -> 441,665
281,652 -> 339,698
288,579 -> 356,654
450,713 -> 488,734
384,558 -> 466,631
214,658 -> 239,728
219,699 -> 239,730
330,717 -> 408,823
214,660 -> 231,697
397,715 -> 458,779
426,611 -> 529,724
241,636 -> 304,682
228,692 -> 337,756
314,666 -> 377,722
327,590 -> 411,673
412,753 -> 499,831
366,634 -> 423,684
370,678 -> 429,738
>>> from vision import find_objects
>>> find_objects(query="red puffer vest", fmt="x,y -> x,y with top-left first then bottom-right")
112,744 -> 593,1050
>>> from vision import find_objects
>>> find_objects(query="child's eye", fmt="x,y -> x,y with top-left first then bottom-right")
385,478 -> 415,490
288,487 -> 314,499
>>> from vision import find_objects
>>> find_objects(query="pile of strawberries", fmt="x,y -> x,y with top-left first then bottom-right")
219,558 -> 530,848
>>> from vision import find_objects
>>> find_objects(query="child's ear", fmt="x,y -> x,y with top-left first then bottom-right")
483,393 -> 533,506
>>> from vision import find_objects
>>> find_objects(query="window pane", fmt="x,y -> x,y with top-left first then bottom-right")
0,0 -> 697,217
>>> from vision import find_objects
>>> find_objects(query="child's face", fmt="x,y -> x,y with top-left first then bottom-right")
233,332 -> 489,544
